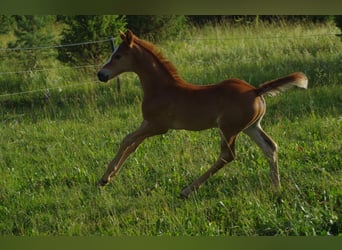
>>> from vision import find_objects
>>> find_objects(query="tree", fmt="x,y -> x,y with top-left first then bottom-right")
126,15 -> 187,41
7,15 -> 57,70
57,15 -> 126,66
0,15 -> 15,34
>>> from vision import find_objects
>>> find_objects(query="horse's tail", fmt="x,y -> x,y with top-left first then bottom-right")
255,72 -> 308,96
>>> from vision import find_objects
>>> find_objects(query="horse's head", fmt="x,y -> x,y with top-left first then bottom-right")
97,30 -> 136,82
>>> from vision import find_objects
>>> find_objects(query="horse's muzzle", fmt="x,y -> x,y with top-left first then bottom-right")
97,70 -> 110,82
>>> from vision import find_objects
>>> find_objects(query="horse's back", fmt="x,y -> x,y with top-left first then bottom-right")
219,78 -> 257,92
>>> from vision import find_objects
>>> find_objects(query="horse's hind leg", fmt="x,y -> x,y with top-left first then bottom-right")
244,122 -> 280,187
180,131 -> 236,199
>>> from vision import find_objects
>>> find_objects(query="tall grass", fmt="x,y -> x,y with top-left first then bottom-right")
0,20 -> 341,236
162,20 -> 341,86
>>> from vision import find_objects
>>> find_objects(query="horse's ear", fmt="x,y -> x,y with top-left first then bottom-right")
119,30 -> 126,40
125,29 -> 134,48
119,29 -> 134,48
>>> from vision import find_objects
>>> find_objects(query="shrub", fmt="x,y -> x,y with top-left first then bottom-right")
7,15 -> 58,70
57,15 -> 127,66
0,15 -> 15,34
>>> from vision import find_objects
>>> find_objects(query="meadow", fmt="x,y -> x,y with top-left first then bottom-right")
0,20 -> 341,235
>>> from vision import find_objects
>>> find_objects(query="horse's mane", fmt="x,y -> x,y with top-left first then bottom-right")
133,36 -> 184,82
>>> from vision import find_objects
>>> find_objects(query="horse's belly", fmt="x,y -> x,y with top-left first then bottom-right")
169,114 -> 218,131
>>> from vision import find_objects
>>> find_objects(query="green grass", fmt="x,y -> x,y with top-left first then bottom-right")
0,21 -> 342,235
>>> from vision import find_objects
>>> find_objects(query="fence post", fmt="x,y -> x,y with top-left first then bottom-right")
109,36 -> 121,93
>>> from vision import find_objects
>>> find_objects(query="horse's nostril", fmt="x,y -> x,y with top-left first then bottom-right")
97,71 -> 109,82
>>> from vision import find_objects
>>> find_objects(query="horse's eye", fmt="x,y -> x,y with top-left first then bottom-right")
114,54 -> 121,60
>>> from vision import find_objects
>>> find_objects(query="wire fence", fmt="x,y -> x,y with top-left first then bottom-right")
0,64 -> 103,76
0,38 -> 115,98
0,32 -> 340,99
0,38 -> 112,51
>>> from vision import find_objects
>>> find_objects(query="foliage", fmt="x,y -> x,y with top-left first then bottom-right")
57,15 -> 127,66
126,15 -> 187,41
7,15 -> 58,70
0,15 -> 15,34
335,15 -> 342,32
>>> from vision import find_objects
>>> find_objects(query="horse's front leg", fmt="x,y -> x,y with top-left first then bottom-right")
98,120 -> 167,186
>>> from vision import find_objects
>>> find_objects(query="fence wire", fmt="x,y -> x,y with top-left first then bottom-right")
0,38 -> 112,52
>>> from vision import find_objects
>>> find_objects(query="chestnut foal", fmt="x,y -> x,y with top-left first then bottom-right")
97,30 -> 308,198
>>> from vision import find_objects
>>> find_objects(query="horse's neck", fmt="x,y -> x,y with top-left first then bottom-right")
133,48 -> 180,95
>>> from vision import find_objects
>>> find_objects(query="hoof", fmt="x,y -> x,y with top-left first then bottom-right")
179,188 -> 190,200
179,193 -> 189,200
97,178 -> 109,187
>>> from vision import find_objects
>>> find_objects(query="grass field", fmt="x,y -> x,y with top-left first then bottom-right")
0,20 -> 341,235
